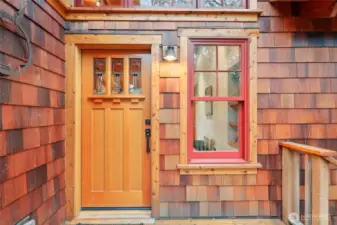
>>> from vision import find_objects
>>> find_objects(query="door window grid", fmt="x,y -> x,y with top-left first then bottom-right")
92,57 -> 143,95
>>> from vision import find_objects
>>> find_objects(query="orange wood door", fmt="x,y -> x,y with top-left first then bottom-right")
81,51 -> 151,207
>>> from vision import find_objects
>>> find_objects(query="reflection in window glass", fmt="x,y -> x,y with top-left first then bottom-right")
129,59 -> 142,94
131,0 -> 192,7
193,101 -> 238,151
204,0 -> 243,8
194,72 -> 216,97
218,72 -> 241,97
194,46 -> 216,71
93,58 -> 106,94
111,59 -> 124,94
218,46 -> 241,71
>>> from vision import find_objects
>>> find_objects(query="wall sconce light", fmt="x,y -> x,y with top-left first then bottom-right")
96,0 -> 101,6
163,45 -> 178,61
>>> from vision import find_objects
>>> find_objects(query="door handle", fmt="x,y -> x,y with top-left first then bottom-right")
145,129 -> 151,153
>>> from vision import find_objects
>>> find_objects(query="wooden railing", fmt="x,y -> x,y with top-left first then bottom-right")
280,142 -> 337,225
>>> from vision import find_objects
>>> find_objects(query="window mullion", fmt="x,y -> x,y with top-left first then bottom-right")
216,45 -> 219,97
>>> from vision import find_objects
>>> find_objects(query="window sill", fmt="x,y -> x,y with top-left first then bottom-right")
67,8 -> 262,15
177,162 -> 262,175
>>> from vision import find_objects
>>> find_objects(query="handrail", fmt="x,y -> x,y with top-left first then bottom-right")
279,141 -> 337,157
280,141 -> 335,225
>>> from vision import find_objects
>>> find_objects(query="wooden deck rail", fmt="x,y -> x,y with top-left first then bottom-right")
279,142 -> 337,225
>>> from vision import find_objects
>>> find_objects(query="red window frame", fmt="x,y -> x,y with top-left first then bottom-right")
187,38 -> 249,164
75,0 -> 247,8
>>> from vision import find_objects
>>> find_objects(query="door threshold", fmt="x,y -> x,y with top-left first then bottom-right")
67,210 -> 155,225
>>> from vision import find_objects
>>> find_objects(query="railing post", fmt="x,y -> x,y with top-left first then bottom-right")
311,155 -> 329,225
304,154 -> 312,225
282,147 -> 300,224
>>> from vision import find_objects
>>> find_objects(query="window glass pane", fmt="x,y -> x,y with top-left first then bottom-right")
223,0 -> 243,8
80,0 -> 123,6
218,46 -> 241,71
204,0 -> 243,8
194,46 -> 216,70
111,59 -> 124,94
93,58 -> 106,94
204,0 -> 222,8
218,72 -> 241,97
194,72 -> 216,97
129,58 -> 142,94
132,0 -> 192,7
193,101 -> 239,151
174,0 -> 193,6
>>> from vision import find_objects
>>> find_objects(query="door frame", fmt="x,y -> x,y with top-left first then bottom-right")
64,34 -> 161,220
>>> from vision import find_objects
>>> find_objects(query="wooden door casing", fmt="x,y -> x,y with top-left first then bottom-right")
81,51 -> 151,207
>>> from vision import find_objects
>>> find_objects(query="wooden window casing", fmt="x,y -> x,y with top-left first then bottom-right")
188,38 -> 249,164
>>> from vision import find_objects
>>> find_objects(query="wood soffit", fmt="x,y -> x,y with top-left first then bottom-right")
46,0 -> 262,21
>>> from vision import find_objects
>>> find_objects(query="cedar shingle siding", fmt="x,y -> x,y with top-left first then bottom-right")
64,1 -> 337,221
1,0 -> 336,223
0,0 -> 66,224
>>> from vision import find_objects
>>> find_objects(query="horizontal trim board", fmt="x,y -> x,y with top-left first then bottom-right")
81,207 -> 152,210
65,34 -> 162,44
66,13 -> 259,22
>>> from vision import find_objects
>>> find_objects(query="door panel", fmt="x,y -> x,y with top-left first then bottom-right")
82,51 -> 151,207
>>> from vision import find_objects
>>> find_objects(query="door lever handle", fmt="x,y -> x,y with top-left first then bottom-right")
145,129 -> 151,153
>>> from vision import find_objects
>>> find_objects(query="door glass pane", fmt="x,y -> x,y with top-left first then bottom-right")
193,101 -> 239,151
111,59 -> 124,94
194,72 -> 216,97
218,46 -> 241,71
129,58 -> 142,94
218,72 -> 241,97
194,46 -> 216,70
94,58 -> 106,94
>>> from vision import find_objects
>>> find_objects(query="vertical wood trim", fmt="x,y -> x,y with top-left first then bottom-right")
65,44 -> 82,219
249,0 -> 257,9
305,154 -> 312,225
62,0 -> 74,6
311,155 -> 329,225
249,36 -> 257,163
180,36 -> 188,164
151,44 -> 161,219
74,46 -> 82,217
292,152 -> 300,214
65,43 -> 76,220
282,147 -> 295,225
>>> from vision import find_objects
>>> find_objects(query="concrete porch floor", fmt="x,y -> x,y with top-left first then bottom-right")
66,211 -> 285,225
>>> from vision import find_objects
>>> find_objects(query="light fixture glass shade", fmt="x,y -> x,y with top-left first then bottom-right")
96,0 -> 101,6
163,46 -> 177,61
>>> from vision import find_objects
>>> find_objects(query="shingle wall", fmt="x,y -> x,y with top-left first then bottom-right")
0,0 -> 66,224
258,1 -> 337,223
63,1 -> 337,221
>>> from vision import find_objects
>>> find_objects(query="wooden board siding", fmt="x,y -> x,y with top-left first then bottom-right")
0,0 -> 66,224
258,1 -> 337,223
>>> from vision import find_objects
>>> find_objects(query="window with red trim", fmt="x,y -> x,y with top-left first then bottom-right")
75,0 -> 247,8
187,39 -> 249,164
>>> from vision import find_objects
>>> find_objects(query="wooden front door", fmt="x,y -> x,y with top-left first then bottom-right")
81,50 -> 151,207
